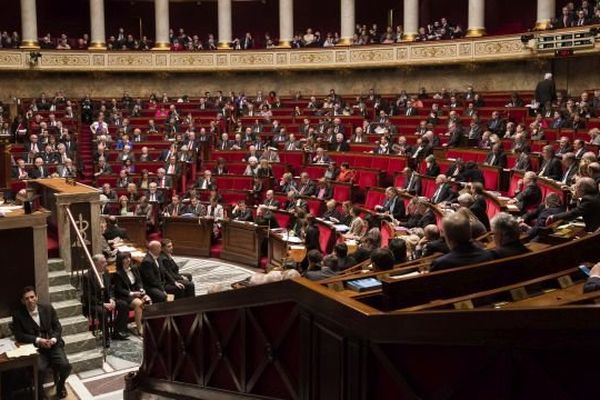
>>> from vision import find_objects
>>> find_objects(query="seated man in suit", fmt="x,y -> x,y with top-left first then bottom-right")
140,241 -> 170,303
488,212 -> 530,259
57,158 -> 77,178
12,286 -> 73,399
416,224 -> 450,258
429,212 -> 494,272
231,200 -> 254,222
145,182 -> 165,204
263,189 -> 280,209
484,143 -> 508,168
547,177 -> 600,232
404,198 -> 436,229
332,243 -> 356,271
537,145 -> 563,181
322,199 -> 342,222
430,174 -> 454,204
184,197 -> 207,217
511,171 -> 542,214
195,170 -> 217,190
159,239 -> 195,299
400,167 -> 422,196
285,191 -> 307,213
559,152 -> 578,186
374,186 -> 405,221
457,193 -> 490,231
255,205 -> 279,228
522,192 -> 564,240
154,168 -> 173,190
297,172 -> 316,197
583,263 -> 600,293
283,133 -> 302,151
83,254 -> 130,341
30,156 -> 50,179
163,194 -> 184,217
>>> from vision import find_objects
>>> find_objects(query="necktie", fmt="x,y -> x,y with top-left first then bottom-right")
172,205 -> 177,217
490,155 -> 496,165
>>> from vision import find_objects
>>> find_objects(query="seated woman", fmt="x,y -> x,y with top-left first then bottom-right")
315,178 -> 333,200
118,195 -> 132,216
134,195 -> 155,229
138,169 -> 151,190
344,206 -> 366,239
336,162 -> 356,183
243,157 -> 259,176
113,251 -> 151,336
256,159 -> 273,179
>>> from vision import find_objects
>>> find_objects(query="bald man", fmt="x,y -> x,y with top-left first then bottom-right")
140,241 -> 168,303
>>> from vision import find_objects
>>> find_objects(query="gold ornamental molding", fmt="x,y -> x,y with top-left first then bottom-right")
0,27 -> 597,73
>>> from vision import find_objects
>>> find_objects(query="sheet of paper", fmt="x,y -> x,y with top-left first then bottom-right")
6,343 -> 37,358
0,338 -> 16,355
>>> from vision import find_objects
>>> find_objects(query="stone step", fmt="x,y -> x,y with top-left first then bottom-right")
48,258 -> 66,272
69,348 -> 105,374
49,284 -> 79,303
54,299 -> 83,319
63,331 -> 99,355
60,315 -> 89,336
48,270 -> 71,287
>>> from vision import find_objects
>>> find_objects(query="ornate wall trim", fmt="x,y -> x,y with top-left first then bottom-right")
1,29 -> 598,73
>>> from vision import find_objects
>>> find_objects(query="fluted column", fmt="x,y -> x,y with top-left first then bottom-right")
339,0 -> 355,45
279,0 -> 293,48
89,0 -> 106,49
402,0 -> 419,41
465,0 -> 486,37
20,0 -> 39,49
218,0 -> 233,49
535,0 -> 556,30
153,0 -> 170,50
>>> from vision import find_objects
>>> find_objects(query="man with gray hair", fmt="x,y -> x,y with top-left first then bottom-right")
429,213 -> 493,272
140,241 -> 169,303
458,192 -> 490,230
488,212 -> 530,259
534,72 -> 556,113
547,177 -> 600,231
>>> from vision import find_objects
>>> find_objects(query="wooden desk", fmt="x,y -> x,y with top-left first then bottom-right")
162,216 -> 213,257
221,220 -> 267,267
0,353 -> 39,400
114,216 -> 148,247
267,231 -> 307,270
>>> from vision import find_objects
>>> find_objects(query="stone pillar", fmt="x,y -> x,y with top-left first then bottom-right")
339,0 -> 355,45
218,0 -> 233,49
279,0 -> 294,48
89,0 -> 106,50
402,0 -> 419,41
153,0 -> 170,50
20,0 -> 39,49
535,0 -> 556,30
465,0 -> 486,37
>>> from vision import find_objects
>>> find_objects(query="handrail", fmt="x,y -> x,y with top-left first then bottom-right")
64,205 -> 104,290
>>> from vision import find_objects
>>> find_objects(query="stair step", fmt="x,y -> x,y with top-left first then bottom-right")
48,258 -> 66,272
54,298 -> 83,319
60,315 -> 90,336
49,284 -> 79,302
69,348 -> 105,374
64,331 -> 99,354
49,270 -> 71,286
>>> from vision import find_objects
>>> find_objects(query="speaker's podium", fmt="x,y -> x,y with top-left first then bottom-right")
27,178 -> 102,272
0,206 -> 51,318
221,220 -> 268,267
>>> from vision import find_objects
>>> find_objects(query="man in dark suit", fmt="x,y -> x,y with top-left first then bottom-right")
262,190 -> 280,209
297,173 -> 316,197
486,111 -> 505,135
430,174 -> 453,204
484,143 -> 508,168
330,133 -> 349,152
444,122 -> 466,148
145,182 -> 165,204
155,168 -> 173,190
488,213 -> 530,259
559,152 -> 578,186
82,254 -> 130,341
548,177 -> 600,232
534,73 -> 557,111
404,199 -> 436,229
401,167 -> 422,196
375,187 -> 405,221
513,171 -> 542,214
583,263 -> 600,293
458,193 -> 490,231
333,243 -> 356,271
12,286 -> 72,399
159,239 -> 195,299
523,192 -> 563,240
429,213 -> 494,272
195,170 -> 217,190
231,200 -> 254,222
554,6 -> 574,28
29,157 -> 49,179
537,145 -> 563,181
140,241 -> 169,303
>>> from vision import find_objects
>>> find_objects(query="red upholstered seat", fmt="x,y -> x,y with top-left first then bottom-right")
364,190 -> 385,211
481,167 -> 500,191
508,174 -> 521,197
270,164 -> 287,180
484,197 -> 500,220
212,151 -> 244,162
331,183 -> 352,202
420,176 -> 437,198
273,210 -> 291,229
304,198 -> 323,217
354,156 -> 373,168
380,221 -> 394,248
355,169 -> 379,190
370,156 -> 389,171
349,144 -> 375,152
318,223 -> 334,254
394,174 -> 406,188
304,165 -> 327,180
279,152 -> 304,168
387,157 -> 407,175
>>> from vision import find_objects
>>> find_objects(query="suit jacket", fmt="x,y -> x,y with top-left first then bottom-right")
185,202 -> 207,216
489,241 -> 530,260
195,178 -> 217,190
381,196 -> 405,220
559,163 -> 578,185
404,173 -> 422,196
304,223 -> 320,251
430,242 -> 494,272
583,276 -> 600,293
553,194 -> 600,232
430,183 -> 452,204
140,253 -> 165,292
538,158 -> 562,181
526,206 -> 563,240
145,190 -> 165,204
330,141 -> 349,152
447,127 -> 466,147
163,203 -> 183,217
263,198 -> 280,209
425,163 -> 441,178
421,238 -> 450,258
515,183 -> 542,213
158,253 -> 184,284
12,303 -> 64,346
155,175 -> 173,189
471,198 -> 490,230
534,79 -> 557,105
484,152 -> 507,168
232,209 -> 254,222
57,165 -> 77,178
30,166 -> 49,179
298,181 -> 317,196
322,208 -> 342,222
114,267 -> 144,301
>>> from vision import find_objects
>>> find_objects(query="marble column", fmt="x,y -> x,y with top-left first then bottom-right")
465,0 -> 486,37
279,0 -> 294,48
218,0 -> 233,49
153,0 -> 170,50
339,0 -> 355,45
20,0 -> 39,49
535,0 -> 556,30
89,0 -> 106,49
402,0 -> 419,41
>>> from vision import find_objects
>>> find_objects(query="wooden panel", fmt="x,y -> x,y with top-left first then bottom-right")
162,217 -> 213,257
0,227 -> 34,317
115,216 -> 148,248
220,220 -> 266,267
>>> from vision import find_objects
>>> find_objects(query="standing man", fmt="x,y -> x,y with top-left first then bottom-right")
534,73 -> 557,114
12,286 -> 72,399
